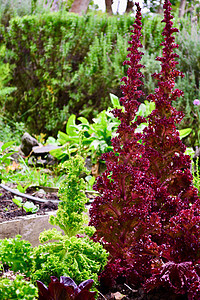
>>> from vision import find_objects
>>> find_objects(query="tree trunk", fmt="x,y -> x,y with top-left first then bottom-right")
105,0 -> 113,15
125,0 -> 134,13
157,0 -> 163,14
69,0 -> 90,16
179,0 -> 187,18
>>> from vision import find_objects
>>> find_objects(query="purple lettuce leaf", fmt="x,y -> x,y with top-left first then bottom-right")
78,279 -> 94,292
37,276 -> 96,300
36,280 -> 54,300
48,281 -> 74,300
144,261 -> 200,299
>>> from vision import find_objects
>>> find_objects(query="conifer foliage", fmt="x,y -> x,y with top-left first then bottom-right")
89,1 -> 200,298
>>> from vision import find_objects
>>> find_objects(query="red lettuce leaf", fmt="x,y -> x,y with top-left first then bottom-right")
37,276 -> 96,300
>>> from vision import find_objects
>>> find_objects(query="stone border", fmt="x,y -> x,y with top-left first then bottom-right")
0,211 -> 62,247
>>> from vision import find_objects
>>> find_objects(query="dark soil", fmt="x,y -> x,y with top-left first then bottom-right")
0,184 -> 59,222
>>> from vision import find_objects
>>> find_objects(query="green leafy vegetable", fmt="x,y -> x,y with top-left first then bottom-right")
49,154 -> 89,236
12,196 -> 38,214
0,275 -> 38,300
0,235 -> 33,276
32,230 -> 108,287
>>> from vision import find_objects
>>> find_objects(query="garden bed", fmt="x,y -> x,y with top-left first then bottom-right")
0,211 -> 62,247
0,184 -> 59,223
0,184 -> 61,246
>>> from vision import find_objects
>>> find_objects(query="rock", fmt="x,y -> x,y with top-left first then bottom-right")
31,145 -> 60,165
85,157 -> 93,171
0,212 -> 63,247
28,155 -> 57,167
20,132 -> 39,156
32,144 -> 60,156
111,292 -> 126,300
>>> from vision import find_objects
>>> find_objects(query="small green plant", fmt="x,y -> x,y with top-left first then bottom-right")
12,196 -> 39,214
0,117 -> 25,145
4,155 -> 63,188
48,114 -> 90,161
16,183 -> 30,193
0,275 -> 38,300
50,94 -> 192,164
0,235 -> 33,276
32,229 -> 108,287
85,175 -> 96,192
49,154 -> 89,237
86,101 -> 120,162
48,93 -> 128,163
0,141 -> 16,181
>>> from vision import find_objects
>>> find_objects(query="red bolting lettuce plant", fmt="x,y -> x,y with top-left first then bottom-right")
89,1 -> 200,298
142,0 -> 200,297
90,1 -> 158,288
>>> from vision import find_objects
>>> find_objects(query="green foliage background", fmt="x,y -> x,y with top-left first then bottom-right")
0,10 -> 199,146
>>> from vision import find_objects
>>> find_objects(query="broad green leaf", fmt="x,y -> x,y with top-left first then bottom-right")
135,123 -> 148,133
23,201 -> 38,213
85,175 -> 96,192
50,146 -> 68,159
1,141 -> 16,151
93,111 -> 107,127
179,128 -> 192,139
57,131 -> 69,145
72,124 -> 89,133
12,196 -> 23,207
78,117 -> 90,126
1,152 -> 14,162
97,111 -> 107,130
149,101 -> 156,113
144,100 -> 155,115
66,114 -> 77,136
85,175 -> 95,185
107,122 -> 119,131
137,103 -> 147,116
99,140 -> 108,152
110,93 -> 120,108
90,140 -> 101,150
45,136 -> 60,146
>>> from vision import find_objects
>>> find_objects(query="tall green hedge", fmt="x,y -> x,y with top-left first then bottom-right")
2,11 -> 200,142
3,13 -> 132,134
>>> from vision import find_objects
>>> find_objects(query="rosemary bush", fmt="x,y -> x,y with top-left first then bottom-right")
1,10 -> 199,139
